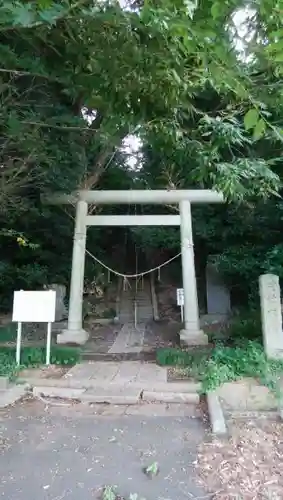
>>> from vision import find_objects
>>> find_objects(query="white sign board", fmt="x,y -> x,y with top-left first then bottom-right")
12,290 -> 56,323
12,290 -> 56,366
176,288 -> 184,306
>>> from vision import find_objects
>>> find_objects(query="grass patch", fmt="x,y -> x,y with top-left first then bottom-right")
0,352 -> 17,378
0,345 -> 81,379
156,346 -> 210,367
0,345 -> 81,365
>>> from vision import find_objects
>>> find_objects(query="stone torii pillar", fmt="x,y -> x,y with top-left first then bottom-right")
59,199 -> 88,344
45,189 -> 224,345
179,200 -> 204,344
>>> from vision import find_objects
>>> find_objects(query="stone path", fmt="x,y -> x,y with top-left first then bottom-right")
82,320 -> 178,359
0,399 -> 208,500
108,323 -> 146,354
107,279 -> 152,355
84,280 -> 155,357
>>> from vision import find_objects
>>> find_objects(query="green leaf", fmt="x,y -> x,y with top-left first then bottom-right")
253,118 -> 266,140
39,5 -> 66,24
211,2 -> 221,19
273,53 -> 283,62
36,0 -> 53,7
244,108 -> 259,131
171,69 -> 181,85
12,4 -> 36,27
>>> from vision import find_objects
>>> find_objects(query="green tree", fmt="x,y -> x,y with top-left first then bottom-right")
0,0 -> 283,311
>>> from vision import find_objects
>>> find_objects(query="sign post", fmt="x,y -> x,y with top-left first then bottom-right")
12,290 -> 56,366
176,288 -> 184,323
16,322 -> 22,366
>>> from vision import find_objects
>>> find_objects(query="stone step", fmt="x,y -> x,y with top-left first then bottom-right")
32,384 -> 200,405
81,351 -> 156,362
23,376 -> 201,393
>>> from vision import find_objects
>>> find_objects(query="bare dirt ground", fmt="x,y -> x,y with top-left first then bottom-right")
18,365 -> 69,379
197,417 -> 283,500
83,323 -> 120,354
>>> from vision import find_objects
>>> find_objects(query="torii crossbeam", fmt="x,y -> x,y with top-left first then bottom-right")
46,189 -> 224,345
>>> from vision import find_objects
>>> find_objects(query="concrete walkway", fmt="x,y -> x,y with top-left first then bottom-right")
0,400 -> 208,500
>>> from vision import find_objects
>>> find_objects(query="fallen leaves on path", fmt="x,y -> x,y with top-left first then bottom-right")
196,419 -> 283,500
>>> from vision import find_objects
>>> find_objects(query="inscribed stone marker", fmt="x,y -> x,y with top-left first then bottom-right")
206,263 -> 231,315
259,274 -> 283,358
46,284 -> 67,322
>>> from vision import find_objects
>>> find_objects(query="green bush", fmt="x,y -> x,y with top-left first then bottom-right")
200,341 -> 281,393
157,341 -> 283,396
0,323 -> 17,342
226,310 -> 262,344
156,346 -> 211,367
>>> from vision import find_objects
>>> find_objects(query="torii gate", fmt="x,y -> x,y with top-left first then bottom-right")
47,189 -> 224,345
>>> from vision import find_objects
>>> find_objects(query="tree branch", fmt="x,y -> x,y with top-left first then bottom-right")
81,148 -> 115,190
0,68 -> 61,83
22,120 -> 93,132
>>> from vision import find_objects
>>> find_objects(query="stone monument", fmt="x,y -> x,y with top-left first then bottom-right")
259,274 -> 283,359
206,262 -> 231,316
46,284 -> 67,322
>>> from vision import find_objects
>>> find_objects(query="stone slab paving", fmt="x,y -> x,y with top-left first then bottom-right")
64,361 -> 167,387
64,361 -> 122,382
136,362 -> 167,384
0,399 -> 208,500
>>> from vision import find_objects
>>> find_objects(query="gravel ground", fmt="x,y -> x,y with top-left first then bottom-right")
197,417 -> 283,500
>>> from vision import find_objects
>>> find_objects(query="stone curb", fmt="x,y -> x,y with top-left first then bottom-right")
206,391 -> 227,436
18,376 -> 201,393
32,385 -> 141,405
31,384 -> 200,406
0,384 -> 29,409
80,392 -> 140,405
33,386 -> 86,400
142,390 -> 199,404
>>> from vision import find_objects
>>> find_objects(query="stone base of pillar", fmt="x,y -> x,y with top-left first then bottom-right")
179,329 -> 208,346
57,328 -> 89,346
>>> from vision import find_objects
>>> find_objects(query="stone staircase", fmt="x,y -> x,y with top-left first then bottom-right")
119,278 -> 153,325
